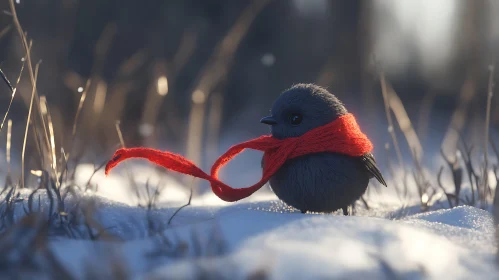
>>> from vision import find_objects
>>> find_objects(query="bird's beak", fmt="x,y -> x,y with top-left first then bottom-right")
260,116 -> 277,125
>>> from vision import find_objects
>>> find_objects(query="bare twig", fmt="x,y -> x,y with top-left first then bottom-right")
168,181 -> 194,225
84,159 -> 108,192
458,137 -> 479,204
439,147 -> 463,206
437,166 -> 455,208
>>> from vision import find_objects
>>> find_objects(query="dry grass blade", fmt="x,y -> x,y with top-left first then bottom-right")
417,90 -> 436,141
483,65 -> 494,203
190,0 -> 271,99
115,120 -> 144,201
0,50 -> 28,132
206,92 -> 224,162
378,71 -> 409,201
6,119 -> 11,173
441,73 -> 476,159
0,24 -> 12,41
72,79 -> 91,139
60,78 -> 91,173
378,71 -> 405,171
458,137 -> 479,204
186,0 -> 271,169
0,67 -> 13,92
116,49 -> 147,78
440,147 -> 463,206
386,83 -> 423,161
9,0 -> 51,158
44,99 -> 59,185
79,23 -> 116,134
172,29 -> 198,73
384,81 -> 430,204
490,136 -> 499,163
115,121 -> 126,148
21,61 -> 41,189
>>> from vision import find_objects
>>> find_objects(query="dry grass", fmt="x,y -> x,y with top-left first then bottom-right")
0,3 -> 235,277
376,65 -> 498,212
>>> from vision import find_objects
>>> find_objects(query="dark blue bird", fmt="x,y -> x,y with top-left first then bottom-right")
260,84 -> 386,214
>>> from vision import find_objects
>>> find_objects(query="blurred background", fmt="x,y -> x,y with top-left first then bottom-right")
0,0 -> 498,192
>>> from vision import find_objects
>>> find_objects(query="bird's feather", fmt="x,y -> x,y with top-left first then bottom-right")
360,153 -> 387,187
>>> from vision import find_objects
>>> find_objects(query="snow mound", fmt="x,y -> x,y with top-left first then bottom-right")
36,190 -> 497,280
402,206 -> 496,253
406,206 -> 494,231
146,207 -> 497,279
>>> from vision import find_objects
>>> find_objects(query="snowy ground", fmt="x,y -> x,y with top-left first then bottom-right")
2,162 -> 498,279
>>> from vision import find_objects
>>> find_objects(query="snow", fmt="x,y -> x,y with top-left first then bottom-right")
142,206 -> 498,279
4,163 -> 499,279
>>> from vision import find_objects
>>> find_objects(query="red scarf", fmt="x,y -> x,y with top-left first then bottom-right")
105,113 -> 373,202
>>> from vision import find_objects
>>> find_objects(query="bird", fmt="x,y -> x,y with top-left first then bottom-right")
260,84 -> 386,214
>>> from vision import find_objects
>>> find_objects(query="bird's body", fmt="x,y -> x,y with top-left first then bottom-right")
269,152 -> 370,213
261,84 -> 386,213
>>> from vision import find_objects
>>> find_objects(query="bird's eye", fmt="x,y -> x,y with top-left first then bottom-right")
289,113 -> 303,125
